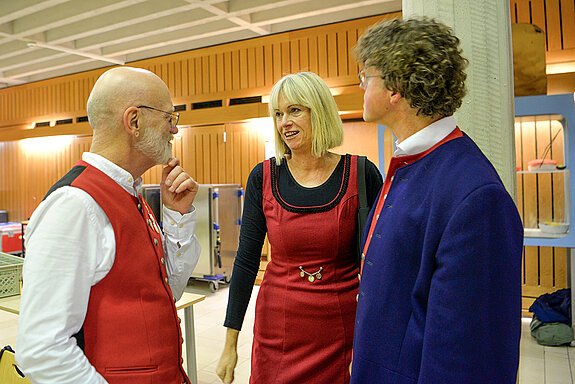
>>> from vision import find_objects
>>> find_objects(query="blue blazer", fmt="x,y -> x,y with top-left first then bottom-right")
351,134 -> 523,384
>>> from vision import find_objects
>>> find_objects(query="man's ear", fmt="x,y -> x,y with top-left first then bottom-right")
389,90 -> 402,105
123,107 -> 140,137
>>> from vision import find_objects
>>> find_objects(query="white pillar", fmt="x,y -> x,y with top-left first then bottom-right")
403,0 -> 517,199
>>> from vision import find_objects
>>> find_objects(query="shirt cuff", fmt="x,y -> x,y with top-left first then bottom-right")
162,205 -> 197,238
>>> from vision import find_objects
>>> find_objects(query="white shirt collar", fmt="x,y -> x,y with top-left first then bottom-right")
394,116 -> 458,157
81,152 -> 143,197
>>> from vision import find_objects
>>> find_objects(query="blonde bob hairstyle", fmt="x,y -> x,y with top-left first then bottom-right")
268,72 -> 343,163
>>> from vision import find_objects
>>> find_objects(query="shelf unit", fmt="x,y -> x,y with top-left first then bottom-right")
515,94 -> 575,247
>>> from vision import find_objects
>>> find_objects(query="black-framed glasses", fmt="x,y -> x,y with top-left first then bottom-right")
358,70 -> 384,88
137,105 -> 179,128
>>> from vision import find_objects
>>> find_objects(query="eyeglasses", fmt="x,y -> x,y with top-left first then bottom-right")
358,70 -> 384,89
137,105 -> 179,128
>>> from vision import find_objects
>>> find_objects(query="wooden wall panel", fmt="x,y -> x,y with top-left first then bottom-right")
308,36 -> 319,75
290,40 -> 300,74
327,32 -> 338,78
555,247 -> 568,287
332,121 -> 379,168
512,0 -> 532,23
0,136 -> 92,223
263,45 -> 273,86
139,122 -> 265,192
281,41 -> 291,77
536,122 -> 553,220
523,247 -> 540,287
562,0 -> 575,49
337,31 -> 348,77
226,122 -> 266,187
517,119 -> 538,227
317,35 -> 328,78
530,0 -> 547,35
0,123 -> 257,222
515,122 -> 524,223
546,0 -> 563,51
510,0 -> 575,68
299,39 -> 309,76
552,127 -> 565,221
231,50 -> 240,91
247,47 -> 256,89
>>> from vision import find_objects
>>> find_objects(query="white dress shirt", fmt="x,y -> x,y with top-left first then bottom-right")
394,116 -> 458,157
16,152 -> 201,384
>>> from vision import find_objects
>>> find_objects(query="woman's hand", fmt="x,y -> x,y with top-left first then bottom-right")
216,328 -> 240,383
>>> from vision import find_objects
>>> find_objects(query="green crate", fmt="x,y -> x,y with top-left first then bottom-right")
0,252 -> 24,298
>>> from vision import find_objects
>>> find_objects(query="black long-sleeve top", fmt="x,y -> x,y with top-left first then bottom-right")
224,155 -> 383,330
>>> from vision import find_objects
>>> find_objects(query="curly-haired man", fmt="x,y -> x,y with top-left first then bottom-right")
351,18 -> 523,384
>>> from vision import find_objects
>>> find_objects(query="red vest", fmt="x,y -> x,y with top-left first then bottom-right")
70,161 -> 188,384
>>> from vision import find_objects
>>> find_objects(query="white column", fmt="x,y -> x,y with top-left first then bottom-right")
402,0 -> 517,199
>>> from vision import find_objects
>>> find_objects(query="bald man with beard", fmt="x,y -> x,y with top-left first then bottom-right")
16,67 -> 201,384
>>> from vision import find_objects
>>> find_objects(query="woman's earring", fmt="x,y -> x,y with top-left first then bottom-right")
134,129 -> 140,137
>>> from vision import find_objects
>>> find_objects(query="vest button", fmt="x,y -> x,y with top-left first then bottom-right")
165,277 -> 168,284
154,238 -> 159,246
181,357 -> 184,364
178,316 -> 181,323
137,203 -> 141,210
161,257 -> 165,265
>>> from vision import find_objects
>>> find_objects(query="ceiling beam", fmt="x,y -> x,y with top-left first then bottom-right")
9,0 -> 147,38
193,2 -> 270,35
26,41 -> 125,65
0,0 -> 72,26
0,75 -> 25,85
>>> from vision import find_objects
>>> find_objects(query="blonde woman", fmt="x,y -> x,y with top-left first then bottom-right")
217,72 -> 382,383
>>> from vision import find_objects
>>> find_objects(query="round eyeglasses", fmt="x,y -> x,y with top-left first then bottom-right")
358,70 -> 384,89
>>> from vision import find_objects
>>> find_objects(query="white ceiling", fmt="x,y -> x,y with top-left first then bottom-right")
0,0 -> 401,89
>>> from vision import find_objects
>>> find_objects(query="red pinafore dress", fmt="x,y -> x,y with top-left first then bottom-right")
250,154 -> 360,383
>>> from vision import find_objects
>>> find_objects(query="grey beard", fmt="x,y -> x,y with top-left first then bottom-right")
134,128 -> 172,165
